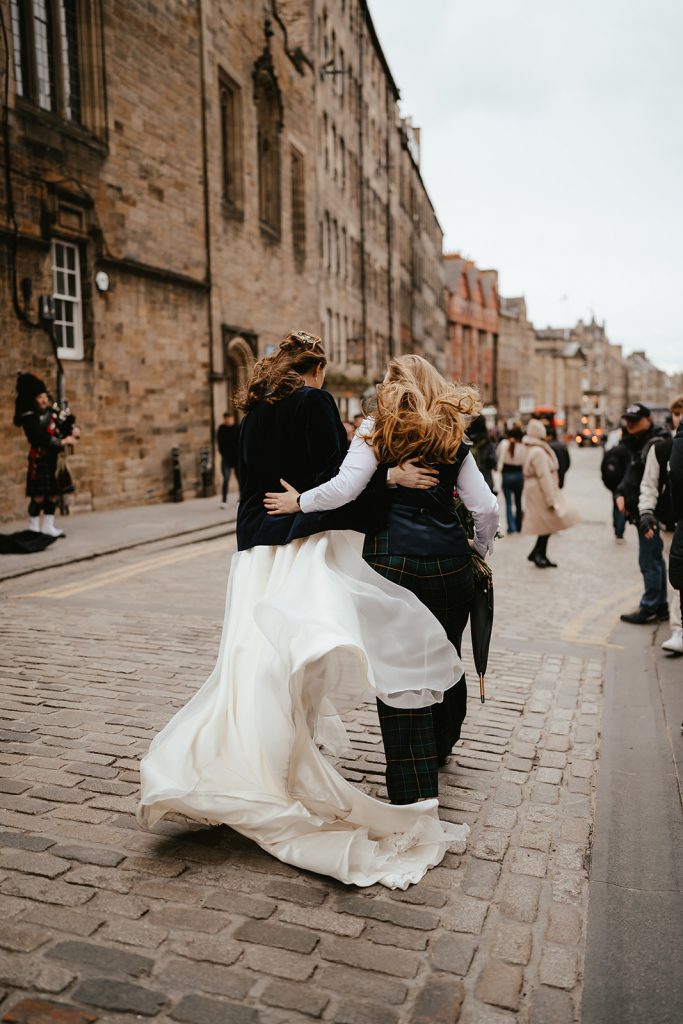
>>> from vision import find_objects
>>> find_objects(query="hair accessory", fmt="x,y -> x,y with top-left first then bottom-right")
292,330 -> 318,347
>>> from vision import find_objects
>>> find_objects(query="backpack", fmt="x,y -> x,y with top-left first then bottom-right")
601,446 -> 627,493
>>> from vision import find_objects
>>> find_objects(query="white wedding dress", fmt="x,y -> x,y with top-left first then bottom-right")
138,529 -> 469,889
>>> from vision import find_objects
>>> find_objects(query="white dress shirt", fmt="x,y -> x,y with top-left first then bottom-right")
299,418 -> 499,555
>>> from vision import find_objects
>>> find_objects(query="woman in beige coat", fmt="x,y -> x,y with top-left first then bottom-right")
522,419 -> 580,567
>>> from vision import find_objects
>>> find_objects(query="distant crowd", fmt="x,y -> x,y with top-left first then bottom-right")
459,397 -> 683,656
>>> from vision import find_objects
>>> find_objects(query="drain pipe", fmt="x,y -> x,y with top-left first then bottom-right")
198,0 -> 216,493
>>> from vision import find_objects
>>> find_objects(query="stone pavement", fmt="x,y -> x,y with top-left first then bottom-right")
0,450 -> 660,1023
0,493 -> 238,583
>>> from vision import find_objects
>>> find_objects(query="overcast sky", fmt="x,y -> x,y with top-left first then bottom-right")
368,0 -> 682,373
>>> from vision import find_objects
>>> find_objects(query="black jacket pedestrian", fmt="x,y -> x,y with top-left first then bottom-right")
615,425 -> 670,524
216,423 -> 240,465
549,439 -> 571,489
669,421 -> 683,590
237,386 -> 358,551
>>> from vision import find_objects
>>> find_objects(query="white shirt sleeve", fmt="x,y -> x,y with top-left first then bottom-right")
638,443 -> 660,516
456,452 -> 500,556
299,418 -> 379,513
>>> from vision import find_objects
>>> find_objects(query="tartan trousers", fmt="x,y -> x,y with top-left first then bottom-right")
364,531 -> 475,804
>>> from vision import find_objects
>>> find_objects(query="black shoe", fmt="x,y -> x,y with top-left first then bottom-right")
656,604 -> 670,622
620,608 -> 657,624
532,554 -> 550,568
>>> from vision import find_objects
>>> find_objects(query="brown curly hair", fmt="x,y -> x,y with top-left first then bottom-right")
366,354 -> 480,465
237,331 -> 327,411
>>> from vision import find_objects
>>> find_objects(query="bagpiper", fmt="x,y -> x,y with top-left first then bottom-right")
13,372 -> 79,537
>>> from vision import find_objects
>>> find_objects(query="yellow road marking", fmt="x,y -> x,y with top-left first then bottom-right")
22,537 -> 233,599
562,583 -> 641,645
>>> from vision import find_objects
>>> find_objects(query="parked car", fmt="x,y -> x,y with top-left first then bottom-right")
575,426 -> 606,447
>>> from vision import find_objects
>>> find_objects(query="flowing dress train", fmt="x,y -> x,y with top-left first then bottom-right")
138,531 -> 469,889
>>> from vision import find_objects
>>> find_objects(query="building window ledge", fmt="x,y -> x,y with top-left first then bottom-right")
13,98 -> 108,157
222,202 -> 245,224
259,221 -> 281,245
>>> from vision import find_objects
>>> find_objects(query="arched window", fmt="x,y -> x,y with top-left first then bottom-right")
253,53 -> 283,238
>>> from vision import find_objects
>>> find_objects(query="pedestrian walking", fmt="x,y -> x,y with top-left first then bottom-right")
265,354 -> 499,804
616,403 -> 671,624
522,418 -> 580,568
215,411 -> 240,507
342,420 -> 355,443
496,424 -> 525,533
139,333 -> 468,889
13,372 -> 79,538
667,411 -> 683,654
639,395 -> 683,652
469,414 -> 497,493
547,426 -> 571,488
601,429 -> 630,543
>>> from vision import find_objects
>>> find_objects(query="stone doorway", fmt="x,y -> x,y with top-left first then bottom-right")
223,331 -> 256,417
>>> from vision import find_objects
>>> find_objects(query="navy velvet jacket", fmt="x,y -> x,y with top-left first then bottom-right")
236,386 -> 363,551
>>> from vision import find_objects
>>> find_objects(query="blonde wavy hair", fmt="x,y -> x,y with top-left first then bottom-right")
237,330 -> 326,411
366,354 -> 481,465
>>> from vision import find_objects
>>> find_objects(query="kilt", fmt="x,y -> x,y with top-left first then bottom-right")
26,448 -> 59,498
363,529 -> 475,804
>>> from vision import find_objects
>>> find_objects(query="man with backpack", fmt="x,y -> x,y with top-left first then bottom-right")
614,402 -> 672,625
638,396 -> 683,651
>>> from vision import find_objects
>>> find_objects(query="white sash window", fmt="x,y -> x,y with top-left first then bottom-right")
52,239 -> 84,360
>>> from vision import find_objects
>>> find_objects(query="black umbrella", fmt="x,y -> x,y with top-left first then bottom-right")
469,553 -> 494,703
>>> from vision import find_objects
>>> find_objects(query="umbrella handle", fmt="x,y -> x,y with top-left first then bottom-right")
479,673 -> 486,704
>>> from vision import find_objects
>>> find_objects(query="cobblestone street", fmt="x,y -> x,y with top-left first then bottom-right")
0,451 -> 671,1023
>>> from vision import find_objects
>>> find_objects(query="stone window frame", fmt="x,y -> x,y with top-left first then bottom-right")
218,68 -> 244,216
290,144 -> 306,271
323,112 -> 329,173
253,48 -> 284,242
332,123 -> 337,181
339,136 -> 346,191
52,238 -> 84,361
324,210 -> 331,271
340,226 -> 347,281
332,218 -> 339,277
9,0 -> 106,139
325,306 -> 333,357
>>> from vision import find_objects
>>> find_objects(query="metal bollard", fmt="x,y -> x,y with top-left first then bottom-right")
199,446 -> 213,497
171,447 -> 183,502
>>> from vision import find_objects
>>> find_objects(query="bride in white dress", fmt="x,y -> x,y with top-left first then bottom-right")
138,332 -> 473,889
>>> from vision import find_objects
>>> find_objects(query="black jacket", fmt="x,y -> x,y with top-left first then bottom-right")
550,439 -> 571,489
615,425 -> 670,523
216,423 -> 240,464
236,386 -> 360,551
669,422 -> 683,590
20,407 -> 72,453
